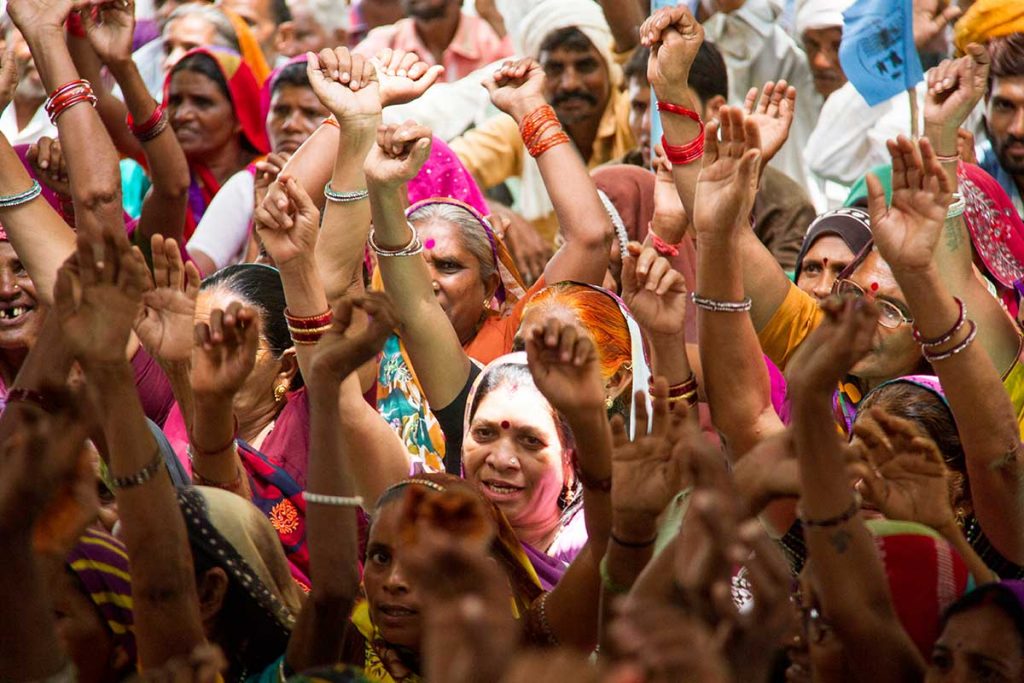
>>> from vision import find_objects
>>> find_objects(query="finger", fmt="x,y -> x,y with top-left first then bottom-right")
194,320 -> 212,350
621,251 -> 640,296
657,269 -> 686,297
573,332 -> 594,367
375,47 -> 394,72
336,48 -> 354,84
37,137 -> 52,169
610,413 -> 629,448
557,322 -> 578,363
635,244 -> 658,279
151,234 -> 169,287
633,385 -> 650,437
645,257 -> 670,292
743,86 -> 758,115
865,173 -> 888,229
183,261 -> 201,299
398,50 -> 418,77
53,264 -> 79,322
209,307 -> 225,344
349,52 -> 365,89
164,237 -> 184,289
316,48 -> 339,80
702,118 -> 720,166
649,377 -> 669,436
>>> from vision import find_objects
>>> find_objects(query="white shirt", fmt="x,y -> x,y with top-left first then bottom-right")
805,81 -> 916,209
703,0 -> 820,200
0,101 -> 57,147
186,170 -> 255,270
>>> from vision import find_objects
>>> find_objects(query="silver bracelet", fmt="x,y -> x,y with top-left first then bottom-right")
691,292 -> 753,312
110,446 -> 164,490
0,180 -> 42,208
368,223 -> 423,257
946,193 -> 965,220
323,183 -> 369,203
302,491 -> 364,507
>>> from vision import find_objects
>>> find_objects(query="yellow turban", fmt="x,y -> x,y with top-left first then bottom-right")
954,0 -> 1024,55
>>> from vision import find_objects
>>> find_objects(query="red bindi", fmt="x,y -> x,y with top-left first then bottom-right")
822,257 -> 829,267
870,282 -> 879,292
424,238 -> 436,250
500,420 -> 511,429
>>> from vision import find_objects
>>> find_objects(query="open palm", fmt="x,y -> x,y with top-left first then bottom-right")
135,236 -> 200,363
743,80 -> 795,168
610,406 -> 686,518
692,107 -> 761,239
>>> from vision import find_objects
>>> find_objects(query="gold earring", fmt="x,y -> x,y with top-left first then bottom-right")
274,384 -> 287,403
605,395 -> 615,409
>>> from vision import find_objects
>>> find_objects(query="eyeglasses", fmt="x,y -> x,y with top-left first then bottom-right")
831,279 -> 913,329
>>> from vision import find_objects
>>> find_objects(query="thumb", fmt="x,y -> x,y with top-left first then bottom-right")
421,64 -> 445,88
865,173 -> 888,228
282,176 -> 315,217
622,251 -> 640,295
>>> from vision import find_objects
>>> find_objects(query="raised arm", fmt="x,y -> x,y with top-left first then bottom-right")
597,0 -> 644,52
786,298 -> 925,681
53,231 -> 206,668
869,135 -> 1024,565
79,2 -> 190,244
483,58 -> 611,286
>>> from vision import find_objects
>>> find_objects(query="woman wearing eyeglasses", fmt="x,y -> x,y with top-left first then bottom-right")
793,208 -> 873,301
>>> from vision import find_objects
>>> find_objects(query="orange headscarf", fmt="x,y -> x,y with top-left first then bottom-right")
220,5 -> 272,86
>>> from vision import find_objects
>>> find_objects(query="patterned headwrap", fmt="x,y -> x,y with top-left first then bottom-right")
65,527 -> 136,662
866,519 -> 975,658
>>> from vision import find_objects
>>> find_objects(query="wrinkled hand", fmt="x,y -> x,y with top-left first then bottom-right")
308,292 -> 398,382
373,47 -> 445,106
621,241 -> 687,338
482,58 -> 546,122
742,80 -> 796,170
692,107 -> 762,241
525,316 -> 605,419
190,301 -> 259,399
306,47 -> 381,121
54,232 -> 148,366
253,151 -> 290,209
6,0 -> 77,36
913,0 -> 962,50
134,234 -> 201,363
785,296 -> 880,396
487,202 -> 551,286
363,120 -> 433,189
852,408 -> 959,530
79,0 -> 136,66
26,136 -> 70,197
254,175 -> 320,268
924,44 -> 989,144
0,47 -> 18,116
641,6 -> 704,103
610,378 -> 689,525
869,136 -> 954,274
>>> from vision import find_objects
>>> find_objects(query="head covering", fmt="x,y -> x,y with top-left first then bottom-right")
868,374 -> 948,406
286,665 -> 371,683
866,519 -> 974,658
591,165 -> 657,257
954,0 -> 1024,54
178,487 -> 303,637
65,527 -> 136,662
219,5 -> 272,86
795,0 -> 856,36
406,144 -> 491,219
165,47 -> 271,155
794,208 -> 873,281
518,0 -> 622,87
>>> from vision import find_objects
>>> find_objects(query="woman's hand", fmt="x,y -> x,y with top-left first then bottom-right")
26,137 -> 70,198
0,47 -> 17,115
53,233 -> 148,366
373,48 -> 445,107
524,316 -> 605,420
482,58 -> 547,123
190,301 -> 259,400
363,120 -> 433,190
134,235 -> 201,364
79,0 -> 136,67
6,0 -> 75,37
924,44 -> 990,151
610,379 -> 688,529
785,296 -> 880,397
306,47 -> 381,122
692,107 -> 762,243
742,80 -> 796,170
868,136 -> 954,275
308,292 -> 398,384
253,151 -> 291,210
621,241 -> 687,338
640,6 -> 704,104
254,175 -> 320,269
913,0 -> 962,50
853,408 -> 959,530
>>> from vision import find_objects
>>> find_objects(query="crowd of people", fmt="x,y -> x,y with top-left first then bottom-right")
2,0 -> 1024,680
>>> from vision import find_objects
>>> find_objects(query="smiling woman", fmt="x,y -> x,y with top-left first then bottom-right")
0,237 -> 43,405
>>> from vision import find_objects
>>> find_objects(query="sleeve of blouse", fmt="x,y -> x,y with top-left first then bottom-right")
433,362 -> 483,473
185,170 -> 255,270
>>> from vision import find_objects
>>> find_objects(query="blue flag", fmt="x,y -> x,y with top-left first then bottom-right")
838,0 -> 924,107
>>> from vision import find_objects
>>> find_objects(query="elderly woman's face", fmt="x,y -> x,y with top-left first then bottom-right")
796,235 -> 855,301
927,603 -> 1024,683
415,219 -> 491,345
167,69 -> 241,162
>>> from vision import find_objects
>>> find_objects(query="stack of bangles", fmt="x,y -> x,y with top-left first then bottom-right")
913,297 -> 977,363
691,293 -> 752,313
663,374 -> 698,407
658,101 -> 705,166
45,79 -> 97,124
0,180 -> 42,208
368,223 -> 424,257
126,103 -> 169,142
286,308 -> 333,345
519,104 -> 570,158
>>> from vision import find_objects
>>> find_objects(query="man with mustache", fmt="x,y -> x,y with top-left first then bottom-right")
449,0 -> 635,245
353,0 -> 512,83
979,34 -> 1024,219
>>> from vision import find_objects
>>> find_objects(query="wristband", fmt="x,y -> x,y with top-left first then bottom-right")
651,234 -> 680,257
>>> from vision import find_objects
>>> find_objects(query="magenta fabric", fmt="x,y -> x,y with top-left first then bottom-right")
765,354 -> 791,424
407,137 -> 489,214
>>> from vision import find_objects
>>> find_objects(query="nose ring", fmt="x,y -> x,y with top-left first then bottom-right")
509,457 -> 518,466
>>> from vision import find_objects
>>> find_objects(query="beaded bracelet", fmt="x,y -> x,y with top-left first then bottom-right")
798,491 -> 861,528
0,180 -> 42,208
652,234 -> 680,257
324,184 -> 369,203
368,224 -> 424,257
913,297 -> 965,347
110,447 -> 164,490
922,320 -> 978,363
691,292 -> 753,313
303,491 -> 365,507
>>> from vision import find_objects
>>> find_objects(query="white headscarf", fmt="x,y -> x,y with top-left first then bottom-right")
795,0 -> 856,36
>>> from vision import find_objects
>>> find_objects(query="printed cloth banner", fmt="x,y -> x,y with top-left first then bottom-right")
839,0 -> 924,107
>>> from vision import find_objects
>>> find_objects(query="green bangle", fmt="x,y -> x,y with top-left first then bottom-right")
599,555 -> 632,595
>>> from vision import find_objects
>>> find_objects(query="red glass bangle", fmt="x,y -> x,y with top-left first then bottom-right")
657,100 -> 701,122
651,234 -> 680,257
657,102 -> 706,165
66,12 -> 87,38
284,308 -> 333,331
127,103 -> 165,136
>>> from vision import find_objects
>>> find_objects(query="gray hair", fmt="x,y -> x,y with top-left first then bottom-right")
165,3 -> 239,53
408,202 -> 496,286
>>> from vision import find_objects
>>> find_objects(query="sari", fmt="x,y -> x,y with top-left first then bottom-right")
164,47 -> 270,241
